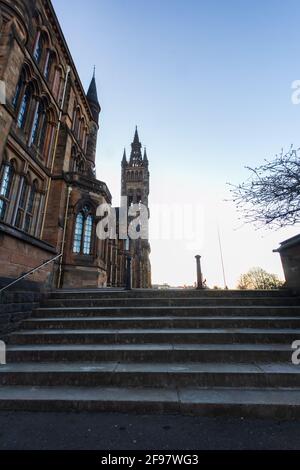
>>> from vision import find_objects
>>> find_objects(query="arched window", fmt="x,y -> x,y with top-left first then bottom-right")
33,32 -> 44,64
44,50 -> 54,80
12,70 -> 25,109
15,179 -> 37,234
52,67 -> 62,101
15,178 -> 29,229
73,212 -> 84,253
0,162 -> 14,221
72,102 -> 77,129
77,118 -> 82,142
24,181 -> 37,233
73,153 -> 85,173
73,108 -> 81,138
17,86 -> 32,129
72,206 -> 93,255
38,109 -> 48,151
82,128 -> 87,151
29,101 -> 43,146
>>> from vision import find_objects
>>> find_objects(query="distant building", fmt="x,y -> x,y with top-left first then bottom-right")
121,128 -> 151,288
152,284 -> 171,290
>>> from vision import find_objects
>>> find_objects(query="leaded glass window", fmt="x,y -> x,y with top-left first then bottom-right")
12,73 -> 24,109
15,180 -> 27,229
83,214 -> 93,255
44,51 -> 53,80
72,207 -> 93,255
17,87 -> 31,129
29,103 -> 41,146
38,113 -> 48,152
73,212 -> 84,253
33,33 -> 44,64
23,183 -> 36,233
0,164 -> 14,221
15,180 -> 37,234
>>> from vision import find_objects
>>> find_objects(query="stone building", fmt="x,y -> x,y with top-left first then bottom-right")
274,235 -> 300,290
0,0 -> 151,290
121,128 -> 151,288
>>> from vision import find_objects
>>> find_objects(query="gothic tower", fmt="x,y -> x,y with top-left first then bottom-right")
121,128 -> 151,288
86,70 -> 101,176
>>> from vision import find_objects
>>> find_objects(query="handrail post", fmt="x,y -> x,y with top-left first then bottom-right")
126,254 -> 132,290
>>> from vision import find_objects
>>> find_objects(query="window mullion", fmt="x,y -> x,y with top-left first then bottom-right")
81,215 -> 86,254
21,186 -> 31,231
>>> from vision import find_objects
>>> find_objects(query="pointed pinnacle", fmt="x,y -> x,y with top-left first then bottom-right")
133,126 -> 140,143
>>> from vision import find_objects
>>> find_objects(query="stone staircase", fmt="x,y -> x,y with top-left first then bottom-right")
1,288 -> 300,417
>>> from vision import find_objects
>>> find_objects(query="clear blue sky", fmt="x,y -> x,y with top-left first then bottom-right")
52,0 -> 300,287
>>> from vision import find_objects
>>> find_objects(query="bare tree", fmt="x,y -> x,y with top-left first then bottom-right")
237,267 -> 284,290
229,146 -> 300,228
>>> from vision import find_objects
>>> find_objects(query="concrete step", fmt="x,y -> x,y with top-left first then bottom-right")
0,362 -> 300,387
3,288 -> 300,417
42,297 -> 300,308
6,343 -> 293,363
49,289 -> 293,299
0,385 -> 299,417
31,305 -> 300,318
21,316 -> 300,330
6,328 -> 300,345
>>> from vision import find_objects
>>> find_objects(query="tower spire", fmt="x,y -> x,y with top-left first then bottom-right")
87,69 -> 101,123
122,148 -> 127,166
133,126 -> 140,144
130,126 -> 142,164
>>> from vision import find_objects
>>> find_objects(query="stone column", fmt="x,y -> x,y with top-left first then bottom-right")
195,255 -> 203,289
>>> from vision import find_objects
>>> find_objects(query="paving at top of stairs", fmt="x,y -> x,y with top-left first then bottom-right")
48,289 -> 295,299
41,296 -> 300,307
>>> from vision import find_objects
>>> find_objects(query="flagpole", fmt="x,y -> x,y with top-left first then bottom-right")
217,224 -> 228,289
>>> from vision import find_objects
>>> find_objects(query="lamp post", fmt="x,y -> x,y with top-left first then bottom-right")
125,238 -> 132,291
195,255 -> 203,289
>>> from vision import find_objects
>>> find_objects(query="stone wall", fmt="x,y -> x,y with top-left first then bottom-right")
275,234 -> 300,290
0,279 -> 48,334
0,221 -> 57,284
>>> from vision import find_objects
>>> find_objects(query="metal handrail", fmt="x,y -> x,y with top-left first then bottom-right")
0,253 -> 62,293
